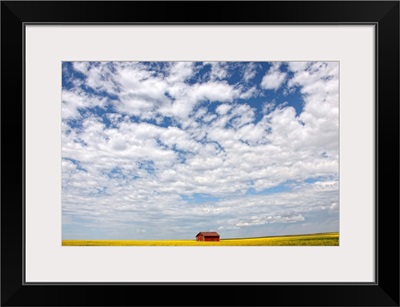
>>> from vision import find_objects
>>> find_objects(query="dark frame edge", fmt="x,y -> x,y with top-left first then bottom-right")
376,1 -> 400,304
1,2 -> 25,306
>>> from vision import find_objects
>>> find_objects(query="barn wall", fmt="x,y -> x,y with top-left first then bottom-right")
204,237 -> 220,241
196,234 -> 220,241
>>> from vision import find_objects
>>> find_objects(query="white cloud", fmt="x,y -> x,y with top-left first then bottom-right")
72,62 -> 90,75
243,62 -> 258,82
261,63 -> 287,90
330,202 -> 339,210
262,102 -> 275,114
62,89 -> 107,119
216,104 -> 231,115
239,86 -> 258,99
236,214 -> 305,227
167,62 -> 195,83
192,81 -> 238,103
207,62 -> 229,81
287,61 -> 310,73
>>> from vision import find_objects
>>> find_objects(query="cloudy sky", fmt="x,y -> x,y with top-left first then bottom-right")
62,61 -> 339,240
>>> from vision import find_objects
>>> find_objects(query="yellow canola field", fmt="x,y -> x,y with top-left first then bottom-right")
62,232 -> 338,246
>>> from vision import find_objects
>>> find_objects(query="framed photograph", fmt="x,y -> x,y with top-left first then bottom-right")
2,1 -> 399,306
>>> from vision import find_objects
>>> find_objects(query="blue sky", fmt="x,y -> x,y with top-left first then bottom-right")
62,61 -> 339,240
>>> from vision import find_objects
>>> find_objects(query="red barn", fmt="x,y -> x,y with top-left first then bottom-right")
196,232 -> 220,241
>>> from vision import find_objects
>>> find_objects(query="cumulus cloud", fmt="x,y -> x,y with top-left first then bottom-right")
243,62 -> 258,82
207,62 -> 229,81
261,62 -> 287,90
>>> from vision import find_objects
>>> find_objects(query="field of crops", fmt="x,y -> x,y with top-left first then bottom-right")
62,232 -> 339,246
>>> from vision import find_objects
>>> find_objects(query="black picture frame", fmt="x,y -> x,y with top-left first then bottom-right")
1,1 -> 399,306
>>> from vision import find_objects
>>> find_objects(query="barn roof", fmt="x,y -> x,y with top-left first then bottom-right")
196,232 -> 220,237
